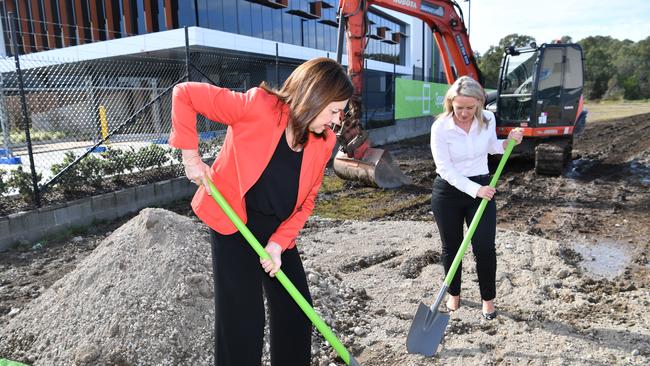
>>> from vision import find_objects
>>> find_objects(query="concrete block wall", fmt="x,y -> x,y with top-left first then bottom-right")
0,177 -> 196,251
368,116 -> 431,146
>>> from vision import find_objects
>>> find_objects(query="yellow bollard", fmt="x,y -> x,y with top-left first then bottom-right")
99,105 -> 110,145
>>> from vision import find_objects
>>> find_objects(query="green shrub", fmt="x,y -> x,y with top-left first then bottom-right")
77,154 -> 105,188
7,166 -> 41,203
199,135 -> 223,157
0,129 -> 66,144
134,144 -> 169,171
100,147 -> 136,177
0,168 -> 8,195
50,151 -> 84,196
51,151 -> 106,191
171,148 -> 182,164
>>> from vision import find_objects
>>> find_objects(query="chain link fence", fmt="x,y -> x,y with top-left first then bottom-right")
0,38 -> 305,215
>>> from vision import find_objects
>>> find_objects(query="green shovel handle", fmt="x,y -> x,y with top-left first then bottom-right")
206,180 -> 357,366
443,138 -> 517,286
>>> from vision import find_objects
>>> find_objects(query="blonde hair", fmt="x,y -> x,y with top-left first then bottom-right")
440,76 -> 487,126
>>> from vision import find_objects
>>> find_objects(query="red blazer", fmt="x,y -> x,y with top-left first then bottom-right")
169,82 -> 336,250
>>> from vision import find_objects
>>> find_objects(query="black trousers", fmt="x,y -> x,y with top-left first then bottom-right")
431,175 -> 497,301
210,210 -> 312,366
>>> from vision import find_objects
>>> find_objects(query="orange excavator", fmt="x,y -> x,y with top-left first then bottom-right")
332,0 -> 480,188
333,0 -> 586,186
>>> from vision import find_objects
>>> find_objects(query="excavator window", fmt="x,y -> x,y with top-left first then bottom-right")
564,47 -> 584,89
559,46 -> 584,123
497,50 -> 538,123
536,48 -> 564,123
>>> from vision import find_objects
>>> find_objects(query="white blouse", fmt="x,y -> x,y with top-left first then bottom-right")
430,110 -> 505,198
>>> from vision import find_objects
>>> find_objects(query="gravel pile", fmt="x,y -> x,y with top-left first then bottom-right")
0,209 -> 369,366
0,208 -> 214,365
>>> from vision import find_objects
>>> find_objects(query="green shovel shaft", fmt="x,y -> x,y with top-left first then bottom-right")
207,180 -> 354,365
443,139 -> 516,287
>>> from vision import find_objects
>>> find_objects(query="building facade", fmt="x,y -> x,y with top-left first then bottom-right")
0,0 -> 443,125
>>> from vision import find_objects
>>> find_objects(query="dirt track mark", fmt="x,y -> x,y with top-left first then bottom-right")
339,250 -> 402,273
399,250 -> 440,279
447,319 -> 476,335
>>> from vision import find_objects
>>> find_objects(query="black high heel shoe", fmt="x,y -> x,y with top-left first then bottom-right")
482,311 -> 497,320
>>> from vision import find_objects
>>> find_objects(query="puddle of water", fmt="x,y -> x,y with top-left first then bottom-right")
567,158 -> 650,185
572,239 -> 633,279
629,160 -> 650,186
565,158 -> 598,179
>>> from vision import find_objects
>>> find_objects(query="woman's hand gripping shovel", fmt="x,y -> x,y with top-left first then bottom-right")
206,180 -> 362,366
406,138 -> 517,357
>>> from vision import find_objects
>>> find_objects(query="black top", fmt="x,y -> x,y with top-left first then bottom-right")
245,130 -> 303,222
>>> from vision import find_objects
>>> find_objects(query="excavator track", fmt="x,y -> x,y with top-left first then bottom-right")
534,140 -> 572,176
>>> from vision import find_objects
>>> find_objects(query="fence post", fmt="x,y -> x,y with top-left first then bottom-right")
275,43 -> 279,87
85,67 -> 101,146
422,21 -> 426,81
184,27 -> 190,82
393,61 -> 396,115
149,78 -> 162,135
363,58 -> 367,127
8,12 -> 40,207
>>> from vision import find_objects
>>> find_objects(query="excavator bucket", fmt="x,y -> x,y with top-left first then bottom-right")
331,97 -> 411,188
332,148 -> 412,189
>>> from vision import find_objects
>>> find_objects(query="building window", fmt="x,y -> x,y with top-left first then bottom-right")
223,0 -> 237,33
177,0 -> 197,27
238,0 -> 252,36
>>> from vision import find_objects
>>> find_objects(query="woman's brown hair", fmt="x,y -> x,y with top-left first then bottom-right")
260,57 -> 353,148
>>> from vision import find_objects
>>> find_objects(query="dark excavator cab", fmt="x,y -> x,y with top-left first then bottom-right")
492,42 -> 586,175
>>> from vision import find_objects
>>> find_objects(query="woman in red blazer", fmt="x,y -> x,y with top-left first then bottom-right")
169,57 -> 353,366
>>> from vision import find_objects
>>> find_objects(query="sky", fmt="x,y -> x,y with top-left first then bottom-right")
455,0 -> 650,54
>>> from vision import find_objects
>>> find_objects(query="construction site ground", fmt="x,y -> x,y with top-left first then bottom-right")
0,107 -> 648,365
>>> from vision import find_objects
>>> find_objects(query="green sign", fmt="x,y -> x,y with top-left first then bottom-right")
395,78 -> 450,119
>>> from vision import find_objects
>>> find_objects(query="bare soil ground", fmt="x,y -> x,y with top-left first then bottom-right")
1,112 -> 648,365
316,112 -> 650,288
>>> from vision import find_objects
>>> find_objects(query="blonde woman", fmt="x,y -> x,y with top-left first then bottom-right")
430,76 -> 522,319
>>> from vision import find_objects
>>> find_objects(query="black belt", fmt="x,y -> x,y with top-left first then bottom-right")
468,174 -> 490,179
436,174 -> 490,179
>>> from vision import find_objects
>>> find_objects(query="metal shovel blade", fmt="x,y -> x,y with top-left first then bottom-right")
349,356 -> 362,366
406,302 -> 450,356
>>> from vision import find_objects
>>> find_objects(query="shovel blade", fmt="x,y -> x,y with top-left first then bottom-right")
406,302 -> 450,356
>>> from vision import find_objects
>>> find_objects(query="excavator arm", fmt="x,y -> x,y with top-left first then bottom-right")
333,0 -> 481,188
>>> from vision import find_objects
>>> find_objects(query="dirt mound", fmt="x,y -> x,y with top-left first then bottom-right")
574,112 -> 650,164
0,208 -> 214,365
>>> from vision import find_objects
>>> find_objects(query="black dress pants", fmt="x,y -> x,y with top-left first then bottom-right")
210,210 -> 312,366
431,175 -> 497,301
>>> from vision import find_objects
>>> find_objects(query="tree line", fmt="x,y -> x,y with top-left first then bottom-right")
476,34 -> 650,100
